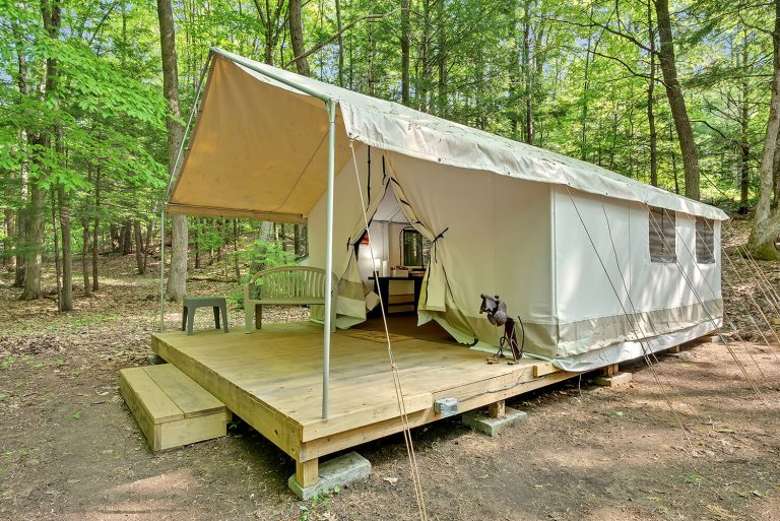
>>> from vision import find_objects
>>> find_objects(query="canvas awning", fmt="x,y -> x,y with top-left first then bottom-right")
168,48 -> 728,222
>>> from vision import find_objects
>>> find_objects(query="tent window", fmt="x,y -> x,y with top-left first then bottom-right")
649,207 -> 676,263
696,218 -> 715,264
401,228 -> 431,267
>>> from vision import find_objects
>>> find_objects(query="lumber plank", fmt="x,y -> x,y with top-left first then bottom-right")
151,321 -> 581,463
119,367 -> 183,423
143,364 -> 224,418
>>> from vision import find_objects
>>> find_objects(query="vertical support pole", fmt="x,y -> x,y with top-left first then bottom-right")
322,98 -> 336,420
159,206 -> 166,332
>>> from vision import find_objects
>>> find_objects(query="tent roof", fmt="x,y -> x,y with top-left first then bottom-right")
168,48 -> 728,222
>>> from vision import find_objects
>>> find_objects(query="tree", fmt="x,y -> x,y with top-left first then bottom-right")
654,0 -> 700,200
157,0 -> 188,301
289,0 -> 310,76
748,0 -> 780,259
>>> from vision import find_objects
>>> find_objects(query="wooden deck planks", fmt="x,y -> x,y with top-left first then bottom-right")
119,365 -> 230,451
151,320 -> 567,462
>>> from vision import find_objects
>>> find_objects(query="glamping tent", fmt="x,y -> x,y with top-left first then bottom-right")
168,48 -> 727,374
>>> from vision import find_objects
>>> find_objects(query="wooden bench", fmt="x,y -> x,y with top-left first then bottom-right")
244,265 -> 336,331
119,364 -> 231,451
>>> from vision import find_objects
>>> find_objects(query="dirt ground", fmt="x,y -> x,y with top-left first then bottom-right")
1,249 -> 779,521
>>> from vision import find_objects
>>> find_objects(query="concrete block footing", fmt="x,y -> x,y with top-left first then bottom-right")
288,452 -> 371,500
462,407 -> 528,437
595,371 -> 633,387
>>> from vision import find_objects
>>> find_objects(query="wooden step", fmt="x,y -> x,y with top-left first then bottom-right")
119,364 -> 231,451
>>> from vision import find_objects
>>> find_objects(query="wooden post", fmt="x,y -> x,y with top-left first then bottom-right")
296,458 -> 319,488
602,364 -> 619,377
488,400 -> 506,419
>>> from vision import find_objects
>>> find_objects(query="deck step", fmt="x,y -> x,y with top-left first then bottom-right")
119,364 -> 231,451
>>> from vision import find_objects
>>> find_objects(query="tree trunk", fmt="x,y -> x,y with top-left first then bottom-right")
157,0 -> 188,301
647,1 -> 658,187
288,0 -> 310,76
92,167 -> 100,291
134,220 -> 145,275
11,19 -> 28,289
335,0 -> 344,86
20,182 -> 44,300
522,0 -> 533,144
144,221 -> 153,272
13,204 -> 25,287
82,217 -> 91,296
2,210 -> 11,268
748,0 -> 780,259
51,193 -> 61,311
120,221 -> 131,255
655,0 -> 700,200
436,0 -> 447,117
419,0 -> 432,111
400,0 -> 411,105
21,0 -> 61,300
233,219 -> 241,279
58,182 -> 72,311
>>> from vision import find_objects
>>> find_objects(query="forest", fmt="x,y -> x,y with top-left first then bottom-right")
1,0 -> 779,310
2,2 -> 780,519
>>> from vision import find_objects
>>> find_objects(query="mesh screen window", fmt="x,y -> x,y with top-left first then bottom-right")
695,218 -> 715,264
649,207 -> 676,263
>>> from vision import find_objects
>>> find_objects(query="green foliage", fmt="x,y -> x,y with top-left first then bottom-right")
1,0 -> 776,272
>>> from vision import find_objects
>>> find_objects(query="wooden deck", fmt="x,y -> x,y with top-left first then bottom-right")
151,317 -> 576,481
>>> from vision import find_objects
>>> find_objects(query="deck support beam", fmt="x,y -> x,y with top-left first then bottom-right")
296,458 -> 319,488
488,400 -> 506,419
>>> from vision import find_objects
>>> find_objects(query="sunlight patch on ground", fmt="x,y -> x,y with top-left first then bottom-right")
108,469 -> 197,495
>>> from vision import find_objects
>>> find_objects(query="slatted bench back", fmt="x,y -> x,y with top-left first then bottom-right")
250,266 -> 331,305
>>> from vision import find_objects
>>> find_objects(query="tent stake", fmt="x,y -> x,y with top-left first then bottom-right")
322,98 -> 336,419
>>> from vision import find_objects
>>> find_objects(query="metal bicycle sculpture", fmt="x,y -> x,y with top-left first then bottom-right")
479,294 -> 526,362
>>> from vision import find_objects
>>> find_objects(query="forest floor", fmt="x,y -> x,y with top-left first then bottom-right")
1,224 -> 779,521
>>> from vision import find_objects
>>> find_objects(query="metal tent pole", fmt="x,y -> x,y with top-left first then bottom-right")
159,206 -> 166,331
322,98 -> 336,419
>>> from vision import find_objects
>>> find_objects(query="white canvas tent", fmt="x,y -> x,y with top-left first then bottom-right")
166,49 -> 727,403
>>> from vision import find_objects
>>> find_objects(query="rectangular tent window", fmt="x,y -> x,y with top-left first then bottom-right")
696,217 -> 715,264
401,228 -> 431,267
649,207 -> 676,263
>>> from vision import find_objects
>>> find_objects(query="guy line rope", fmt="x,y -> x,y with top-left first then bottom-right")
349,141 -> 428,521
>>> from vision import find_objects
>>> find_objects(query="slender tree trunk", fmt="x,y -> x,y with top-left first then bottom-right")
289,0 -> 310,76
670,125 -> 680,194
2,210 -> 13,269
522,0 -> 533,144
92,167 -> 100,291
82,217 -> 91,296
233,219 -> 241,279
134,220 -> 145,274
419,0 -> 432,111
579,5 -> 596,160
655,0 -> 700,200
647,1 -> 658,187
144,221 -> 153,272
58,182 -> 72,311
738,31 -> 751,213
12,21 -> 28,289
51,193 -> 61,310
436,0 -> 447,117
748,0 -> 780,259
157,0 -> 188,301
13,203 -> 25,287
335,0 -> 344,86
400,0 -> 410,105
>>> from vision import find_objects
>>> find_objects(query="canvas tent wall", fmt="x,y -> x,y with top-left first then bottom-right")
167,48 -> 727,371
